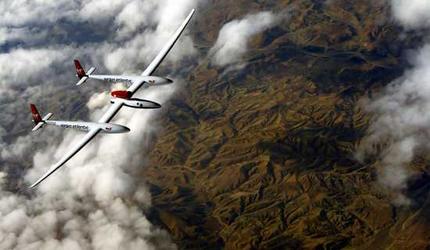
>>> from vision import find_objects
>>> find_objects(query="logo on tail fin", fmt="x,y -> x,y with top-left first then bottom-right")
30,104 -> 42,125
74,59 -> 86,79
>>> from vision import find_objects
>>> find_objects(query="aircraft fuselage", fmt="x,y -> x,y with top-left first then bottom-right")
45,120 -> 130,133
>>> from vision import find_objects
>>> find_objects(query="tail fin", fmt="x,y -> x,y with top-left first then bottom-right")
30,104 -> 42,125
74,59 -> 86,79
29,104 -> 53,131
74,59 -> 96,86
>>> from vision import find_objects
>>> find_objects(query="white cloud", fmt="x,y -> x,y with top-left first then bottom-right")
105,0 -> 199,72
0,47 -> 73,87
0,0 -> 78,27
209,11 -> 280,67
79,0 -> 131,23
359,0 -> 430,205
360,45 -> 430,205
115,0 -> 157,38
391,0 -> 430,28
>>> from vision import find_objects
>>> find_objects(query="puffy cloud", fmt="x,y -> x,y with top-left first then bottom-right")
115,0 -> 158,38
390,0 -> 430,28
0,47 -> 73,87
209,11 -> 280,67
0,0 -> 78,26
79,0 -> 132,23
105,0 -> 199,72
359,45 -> 430,205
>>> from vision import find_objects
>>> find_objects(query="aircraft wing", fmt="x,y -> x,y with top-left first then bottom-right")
131,9 -> 196,91
29,128 -> 101,188
98,101 -> 123,123
29,9 -> 195,188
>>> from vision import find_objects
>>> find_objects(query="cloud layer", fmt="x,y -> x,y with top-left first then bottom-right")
0,86 -> 177,250
0,0 -> 201,249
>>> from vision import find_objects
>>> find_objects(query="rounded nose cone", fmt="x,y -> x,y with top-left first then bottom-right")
133,99 -> 162,109
109,124 -> 130,133
147,101 -> 162,109
120,126 -> 130,133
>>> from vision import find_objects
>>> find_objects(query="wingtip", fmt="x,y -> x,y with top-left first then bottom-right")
28,178 -> 43,189
28,177 -> 43,189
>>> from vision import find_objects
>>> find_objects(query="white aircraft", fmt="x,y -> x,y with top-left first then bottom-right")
74,60 -> 173,88
30,104 -> 130,134
28,9 -> 196,188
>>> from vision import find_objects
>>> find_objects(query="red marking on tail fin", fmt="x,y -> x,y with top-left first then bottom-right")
30,104 -> 42,125
74,59 -> 86,79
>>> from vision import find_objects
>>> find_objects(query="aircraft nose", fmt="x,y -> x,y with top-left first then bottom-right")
111,124 -> 130,133
120,126 -> 130,133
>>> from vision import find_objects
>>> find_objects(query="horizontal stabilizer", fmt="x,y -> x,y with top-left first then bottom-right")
87,67 -> 96,75
76,76 -> 89,86
43,113 -> 53,121
32,122 -> 44,131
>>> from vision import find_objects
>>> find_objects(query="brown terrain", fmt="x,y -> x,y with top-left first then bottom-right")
140,0 -> 430,249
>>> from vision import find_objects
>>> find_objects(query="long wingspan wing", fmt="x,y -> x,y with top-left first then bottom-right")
98,101 -> 123,123
29,10 -> 195,188
29,128 -> 100,188
142,9 -> 195,77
